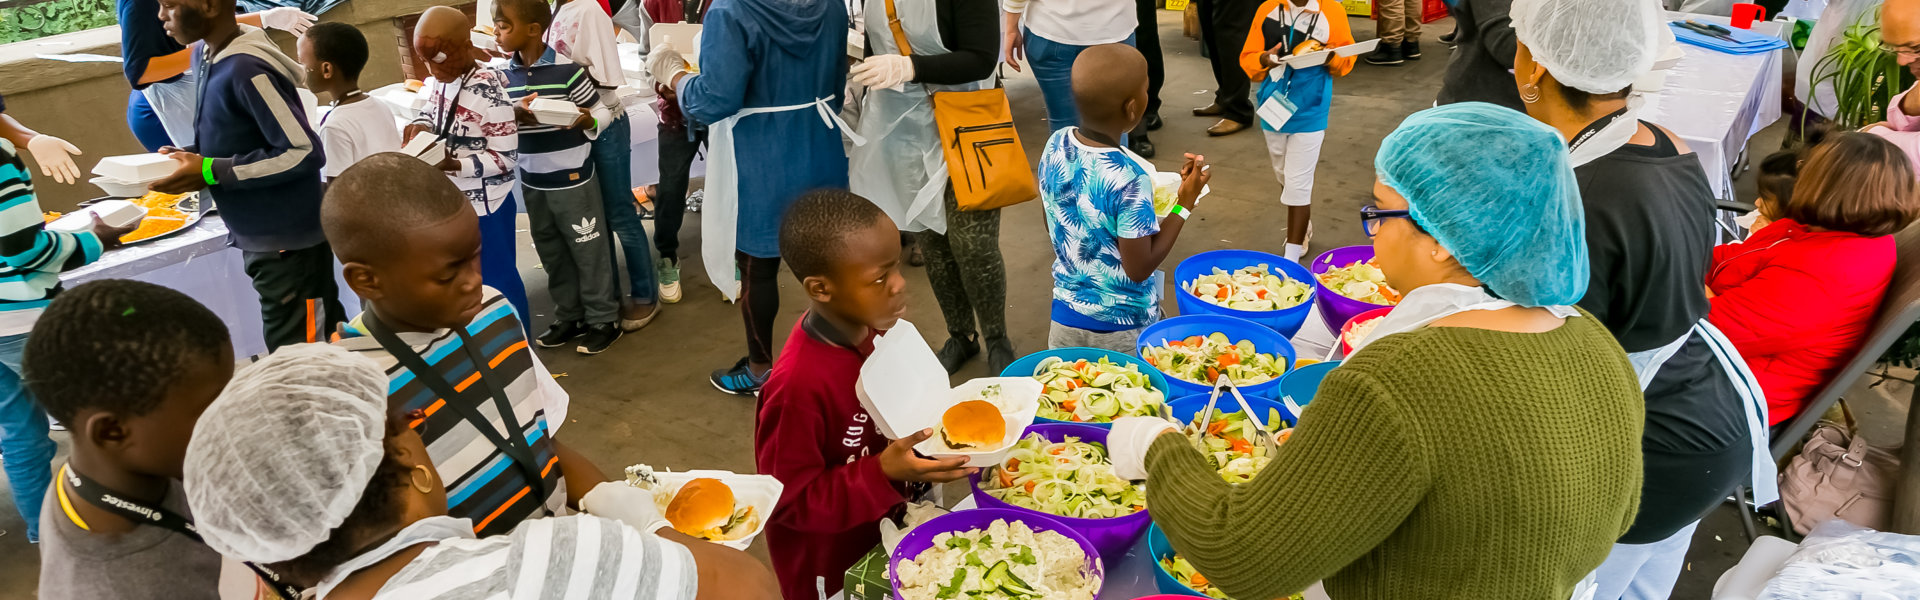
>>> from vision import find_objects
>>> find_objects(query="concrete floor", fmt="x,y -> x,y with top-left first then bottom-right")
0,9 -> 1898,599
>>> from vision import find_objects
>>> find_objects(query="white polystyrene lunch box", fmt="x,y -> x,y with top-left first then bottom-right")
910,377 -> 1043,468
401,134 -> 447,166
91,153 -> 177,183
528,97 -> 581,127
48,199 -> 146,233
638,469 -> 782,550
855,320 -> 1042,467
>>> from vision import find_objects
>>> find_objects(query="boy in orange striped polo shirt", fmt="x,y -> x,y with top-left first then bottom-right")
325,154 -> 606,536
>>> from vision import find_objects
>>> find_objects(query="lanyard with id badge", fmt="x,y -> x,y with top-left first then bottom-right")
1258,11 -> 1321,130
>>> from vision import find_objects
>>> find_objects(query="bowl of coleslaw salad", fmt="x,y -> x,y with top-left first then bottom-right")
1308,246 -> 1396,334
889,507 -> 1105,599
1001,348 -> 1172,427
1338,307 -> 1393,357
1167,394 -> 1295,430
1148,524 -> 1213,598
1135,315 -> 1295,400
968,423 -> 1154,558
1174,249 -> 1319,338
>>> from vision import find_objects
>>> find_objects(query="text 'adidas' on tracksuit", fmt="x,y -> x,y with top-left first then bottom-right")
502,48 -> 618,327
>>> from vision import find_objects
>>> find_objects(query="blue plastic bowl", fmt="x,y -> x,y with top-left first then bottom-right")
969,423 -> 1153,559
1279,360 -> 1340,411
1000,347 -> 1174,428
1135,315 -> 1295,400
1174,249 -> 1319,338
1148,524 -> 1211,598
1167,393 -> 1295,430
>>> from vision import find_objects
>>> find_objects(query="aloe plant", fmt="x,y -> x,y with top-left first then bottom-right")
1810,10 -> 1905,130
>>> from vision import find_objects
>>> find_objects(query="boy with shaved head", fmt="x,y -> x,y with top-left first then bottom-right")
325,153 -> 608,539
1040,43 -> 1211,352
402,5 -> 531,324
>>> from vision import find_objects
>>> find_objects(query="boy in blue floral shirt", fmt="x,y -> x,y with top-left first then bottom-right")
1040,44 -> 1210,352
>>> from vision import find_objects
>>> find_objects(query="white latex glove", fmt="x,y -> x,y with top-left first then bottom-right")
580,481 -> 671,534
851,54 -> 915,90
1108,416 -> 1178,481
259,7 -> 316,35
25,135 -> 81,184
646,44 -> 689,90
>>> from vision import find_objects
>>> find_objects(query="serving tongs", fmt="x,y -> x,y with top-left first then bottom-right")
1189,375 -> 1278,450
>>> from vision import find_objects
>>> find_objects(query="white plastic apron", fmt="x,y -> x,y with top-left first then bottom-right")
144,67 -> 199,148
1348,283 -> 1581,353
1566,106 -> 1779,506
847,0 -> 988,234
703,96 -> 866,300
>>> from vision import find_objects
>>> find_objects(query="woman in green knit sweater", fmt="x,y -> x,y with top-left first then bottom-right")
1109,103 -> 1646,600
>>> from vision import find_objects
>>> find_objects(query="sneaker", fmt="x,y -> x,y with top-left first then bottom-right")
686,188 -> 704,214
1403,40 -> 1422,60
1365,43 -> 1405,66
577,323 -> 624,355
711,357 -> 768,396
936,335 -> 980,375
657,258 -> 683,304
536,320 -> 588,348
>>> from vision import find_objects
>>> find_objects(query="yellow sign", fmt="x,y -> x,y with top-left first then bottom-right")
1341,0 -> 1371,16
1165,0 -> 1190,10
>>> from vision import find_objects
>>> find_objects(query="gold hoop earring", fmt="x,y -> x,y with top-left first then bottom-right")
1520,83 -> 1541,104
411,464 -> 435,494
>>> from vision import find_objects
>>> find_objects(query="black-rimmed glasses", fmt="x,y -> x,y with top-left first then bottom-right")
1360,204 -> 1417,237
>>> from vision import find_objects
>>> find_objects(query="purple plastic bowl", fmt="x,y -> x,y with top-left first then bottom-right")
969,423 -> 1154,559
889,508 -> 1106,595
1308,245 -> 1396,333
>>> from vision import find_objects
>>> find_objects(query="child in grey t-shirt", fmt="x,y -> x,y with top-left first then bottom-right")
26,280 -> 238,599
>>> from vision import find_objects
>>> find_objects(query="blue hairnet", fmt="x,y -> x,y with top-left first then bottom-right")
1374,102 -> 1589,307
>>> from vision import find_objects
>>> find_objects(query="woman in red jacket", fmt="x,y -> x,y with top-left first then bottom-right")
1708,132 -> 1919,426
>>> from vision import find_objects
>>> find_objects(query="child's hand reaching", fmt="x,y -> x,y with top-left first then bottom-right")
514,94 -> 541,126
879,429 -> 974,484
1177,153 -> 1211,209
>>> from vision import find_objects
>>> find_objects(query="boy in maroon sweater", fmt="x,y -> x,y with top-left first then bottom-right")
753,190 -> 973,599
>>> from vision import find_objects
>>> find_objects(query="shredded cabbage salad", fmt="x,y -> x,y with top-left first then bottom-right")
1345,316 -> 1385,348
1316,260 -> 1401,305
1031,357 -> 1166,423
1152,177 -> 1180,218
1185,408 -> 1291,484
1140,333 -> 1288,387
897,519 -> 1101,600
1186,265 -> 1311,312
1161,553 -> 1304,600
984,433 -> 1146,520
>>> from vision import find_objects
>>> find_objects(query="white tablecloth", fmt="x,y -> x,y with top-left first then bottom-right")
1640,13 -> 1787,200
62,215 -> 359,359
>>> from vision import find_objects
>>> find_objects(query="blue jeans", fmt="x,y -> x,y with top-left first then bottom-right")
480,194 -> 532,324
1590,520 -> 1699,600
0,332 -> 50,542
590,114 -> 659,304
1025,31 -> 1136,132
126,90 -> 172,152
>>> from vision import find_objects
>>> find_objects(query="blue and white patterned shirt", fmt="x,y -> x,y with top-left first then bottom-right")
1040,128 -> 1162,328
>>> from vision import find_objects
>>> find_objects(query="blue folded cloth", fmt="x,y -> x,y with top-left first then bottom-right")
1669,21 -> 1788,54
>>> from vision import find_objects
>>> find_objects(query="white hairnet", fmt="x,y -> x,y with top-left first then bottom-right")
184,343 -> 391,564
1511,0 -> 1665,94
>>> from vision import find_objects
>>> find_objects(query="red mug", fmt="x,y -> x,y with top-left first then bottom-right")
1731,3 -> 1765,29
